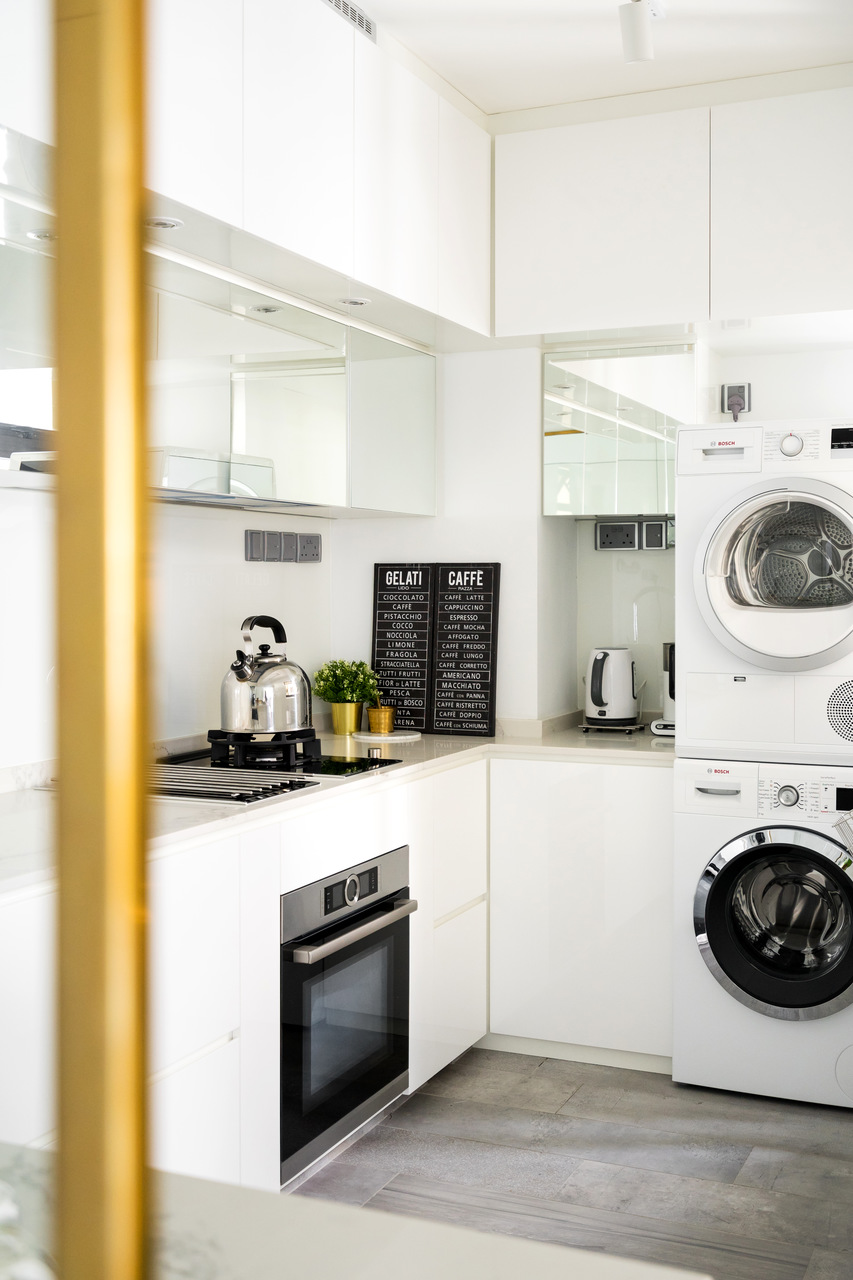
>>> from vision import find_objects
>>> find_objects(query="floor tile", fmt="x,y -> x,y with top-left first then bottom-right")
367,1173 -> 812,1280
736,1146 -> 853,1207
340,1124 -> 582,1198
421,1063 -> 579,1113
804,1248 -> 853,1280
556,1157 -> 833,1250
291,1159 -> 396,1206
388,1093 -> 753,1184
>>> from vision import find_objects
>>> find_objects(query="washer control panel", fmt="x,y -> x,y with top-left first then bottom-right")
762,426 -> 821,464
757,766 -> 853,818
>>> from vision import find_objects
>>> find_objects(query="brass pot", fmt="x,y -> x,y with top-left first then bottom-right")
330,701 -> 363,735
368,705 -> 395,734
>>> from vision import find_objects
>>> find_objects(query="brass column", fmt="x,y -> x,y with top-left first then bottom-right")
55,1 -> 148,1278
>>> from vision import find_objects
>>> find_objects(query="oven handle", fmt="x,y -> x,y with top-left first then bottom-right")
286,898 -> 418,965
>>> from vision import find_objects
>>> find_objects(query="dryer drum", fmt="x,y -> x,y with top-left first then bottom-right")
695,827 -> 853,1020
725,500 -> 853,609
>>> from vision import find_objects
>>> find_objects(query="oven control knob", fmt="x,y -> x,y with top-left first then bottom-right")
344,875 -> 360,905
779,433 -> 803,457
778,784 -> 800,807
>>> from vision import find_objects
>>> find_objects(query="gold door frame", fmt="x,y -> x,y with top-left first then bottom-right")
55,2 -> 149,1277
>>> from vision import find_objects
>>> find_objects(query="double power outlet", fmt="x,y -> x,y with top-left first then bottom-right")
244,530 -> 322,563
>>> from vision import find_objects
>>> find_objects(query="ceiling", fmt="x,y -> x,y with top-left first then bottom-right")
366,0 -> 853,116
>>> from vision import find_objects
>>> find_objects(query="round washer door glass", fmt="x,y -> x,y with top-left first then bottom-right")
695,826 -> 853,1020
697,479 -> 853,669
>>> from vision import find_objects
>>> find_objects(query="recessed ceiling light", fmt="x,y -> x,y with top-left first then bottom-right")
26,228 -> 56,242
249,304 -> 281,314
145,216 -> 184,231
339,297 -> 371,307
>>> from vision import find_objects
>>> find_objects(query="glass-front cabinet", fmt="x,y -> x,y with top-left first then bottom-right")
543,348 -> 687,516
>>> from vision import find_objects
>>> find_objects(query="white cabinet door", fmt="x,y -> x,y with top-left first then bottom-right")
490,759 -> 673,1058
495,109 -> 710,335
150,1037 -> 240,1184
438,101 -> 491,335
147,0 -> 244,227
407,763 -> 489,1091
0,0 -> 52,143
0,887 -> 55,1145
354,40 -> 439,312
711,88 -> 853,319
243,0 -> 355,275
148,837 -> 240,1074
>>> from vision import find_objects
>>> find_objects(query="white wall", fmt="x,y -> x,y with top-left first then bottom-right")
716,349 -> 853,421
575,520 -> 674,717
330,348 -> 578,731
150,504 -> 331,745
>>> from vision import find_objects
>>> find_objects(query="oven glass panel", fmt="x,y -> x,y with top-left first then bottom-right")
304,939 -> 393,1103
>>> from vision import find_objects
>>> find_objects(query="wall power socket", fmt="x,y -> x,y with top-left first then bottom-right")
297,533 -> 322,563
595,521 -> 638,551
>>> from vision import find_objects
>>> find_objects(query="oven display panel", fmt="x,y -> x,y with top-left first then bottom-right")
324,866 -> 379,914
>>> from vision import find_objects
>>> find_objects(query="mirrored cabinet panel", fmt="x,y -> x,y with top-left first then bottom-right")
543,346 -> 692,517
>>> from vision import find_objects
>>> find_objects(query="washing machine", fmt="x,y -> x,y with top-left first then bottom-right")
676,418 -> 853,764
674,756 -> 853,1106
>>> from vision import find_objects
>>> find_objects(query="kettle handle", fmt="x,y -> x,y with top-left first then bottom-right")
590,651 -> 608,708
241,615 -> 287,645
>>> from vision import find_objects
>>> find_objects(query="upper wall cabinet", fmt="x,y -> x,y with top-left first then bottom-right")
147,0 -> 244,228
495,109 -> 710,336
354,40 -> 439,313
711,89 -> 853,320
438,100 -> 491,335
243,0 -> 355,277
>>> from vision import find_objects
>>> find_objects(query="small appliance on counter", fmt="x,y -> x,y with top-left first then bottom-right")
582,646 -> 641,733
153,614 -> 402,802
651,641 -> 675,737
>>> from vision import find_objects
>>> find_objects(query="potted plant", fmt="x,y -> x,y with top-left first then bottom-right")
312,659 -> 379,735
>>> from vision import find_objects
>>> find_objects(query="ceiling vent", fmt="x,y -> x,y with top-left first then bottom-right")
320,0 -> 376,41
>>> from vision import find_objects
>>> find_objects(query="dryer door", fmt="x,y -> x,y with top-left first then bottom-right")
695,826 -> 853,1020
696,478 -> 853,670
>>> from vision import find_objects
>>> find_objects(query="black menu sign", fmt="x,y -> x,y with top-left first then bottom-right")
371,563 -> 435,731
428,563 -> 500,737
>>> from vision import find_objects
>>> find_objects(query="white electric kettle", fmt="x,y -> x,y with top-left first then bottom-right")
583,647 -> 638,728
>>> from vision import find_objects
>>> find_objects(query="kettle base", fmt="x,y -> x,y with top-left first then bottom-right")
582,717 -> 644,734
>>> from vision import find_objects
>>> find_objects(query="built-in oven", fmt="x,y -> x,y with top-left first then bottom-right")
280,844 -> 416,1185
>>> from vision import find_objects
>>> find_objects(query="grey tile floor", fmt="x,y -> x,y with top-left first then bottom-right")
293,1049 -> 853,1280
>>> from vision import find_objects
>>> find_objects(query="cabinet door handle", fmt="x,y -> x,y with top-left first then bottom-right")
696,786 -> 741,797
284,898 -> 418,964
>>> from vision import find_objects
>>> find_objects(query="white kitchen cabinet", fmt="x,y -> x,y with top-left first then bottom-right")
408,763 -> 488,1091
495,109 -> 710,336
490,759 -> 673,1058
147,0 -> 243,227
438,101 -> 491,335
148,836 -> 240,1074
243,0 -> 355,276
0,0 -> 52,143
0,887 -> 55,1145
711,88 -> 853,319
279,786 -> 410,894
150,1037 -> 240,1184
354,39 -> 439,312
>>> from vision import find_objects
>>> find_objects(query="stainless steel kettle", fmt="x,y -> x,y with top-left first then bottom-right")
221,615 -> 312,734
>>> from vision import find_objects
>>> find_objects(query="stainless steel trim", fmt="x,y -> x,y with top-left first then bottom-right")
279,1073 -> 408,1186
696,786 -> 741,796
286,899 -> 417,964
694,825 -> 853,1021
280,845 -> 409,942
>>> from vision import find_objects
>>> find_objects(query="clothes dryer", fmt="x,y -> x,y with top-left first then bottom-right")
676,419 -> 853,764
674,757 -> 853,1107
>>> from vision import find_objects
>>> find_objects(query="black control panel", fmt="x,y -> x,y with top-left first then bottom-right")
324,866 -> 379,914
831,426 -> 853,450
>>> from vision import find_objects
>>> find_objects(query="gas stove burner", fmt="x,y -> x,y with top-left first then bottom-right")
207,728 -> 322,771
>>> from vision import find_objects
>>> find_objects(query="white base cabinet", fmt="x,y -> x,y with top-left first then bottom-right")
0,887 -> 55,1145
408,761 -> 488,1091
490,759 -> 673,1059
149,1037 -> 241,1184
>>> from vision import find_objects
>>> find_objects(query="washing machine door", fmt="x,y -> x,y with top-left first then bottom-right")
696,477 -> 853,670
695,825 -> 853,1020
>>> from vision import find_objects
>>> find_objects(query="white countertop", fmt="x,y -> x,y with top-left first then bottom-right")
0,726 -> 673,896
0,1140 -> 708,1280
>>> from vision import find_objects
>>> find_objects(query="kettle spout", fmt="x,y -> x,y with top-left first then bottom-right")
230,649 -> 253,681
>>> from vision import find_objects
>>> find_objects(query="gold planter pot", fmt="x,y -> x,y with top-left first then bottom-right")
331,701 -> 363,735
368,706 -> 395,734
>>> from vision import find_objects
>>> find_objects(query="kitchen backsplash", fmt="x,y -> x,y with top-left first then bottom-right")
575,518 -> 675,718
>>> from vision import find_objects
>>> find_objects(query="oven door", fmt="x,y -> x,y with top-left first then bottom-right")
280,892 -> 415,1182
